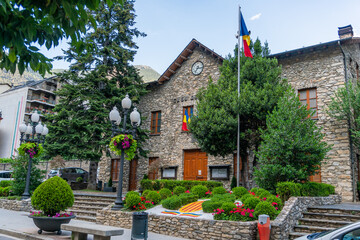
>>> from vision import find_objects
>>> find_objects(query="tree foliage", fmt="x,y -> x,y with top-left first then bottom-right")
44,1 -> 147,185
327,81 -> 360,148
190,39 -> 289,157
254,90 -> 331,192
0,0 -> 123,76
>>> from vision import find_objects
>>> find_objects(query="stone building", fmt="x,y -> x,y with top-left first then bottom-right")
99,26 -> 360,201
98,39 -> 239,190
271,25 -> 360,201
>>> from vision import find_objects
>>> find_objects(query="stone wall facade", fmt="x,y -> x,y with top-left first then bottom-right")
271,194 -> 342,239
277,40 -> 360,201
0,198 -> 32,212
97,206 -> 257,240
1,160 -> 90,180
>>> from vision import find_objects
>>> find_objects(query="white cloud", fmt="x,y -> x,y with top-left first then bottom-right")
250,13 -> 262,21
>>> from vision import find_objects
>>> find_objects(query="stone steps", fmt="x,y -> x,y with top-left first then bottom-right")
303,212 -> 360,222
298,218 -> 352,228
289,205 -> 360,239
70,193 -> 117,222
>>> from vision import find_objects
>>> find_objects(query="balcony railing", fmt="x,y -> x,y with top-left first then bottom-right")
27,95 -> 56,105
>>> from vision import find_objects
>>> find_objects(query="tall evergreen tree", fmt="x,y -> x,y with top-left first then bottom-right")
44,1 -> 147,188
189,39 -> 289,186
254,90 -> 331,192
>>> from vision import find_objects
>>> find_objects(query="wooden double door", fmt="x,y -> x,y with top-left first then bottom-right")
183,150 -> 208,181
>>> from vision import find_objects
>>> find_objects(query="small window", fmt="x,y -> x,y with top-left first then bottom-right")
150,111 -> 161,134
209,165 -> 230,180
161,166 -> 177,179
299,88 -> 317,119
182,106 -> 193,131
309,166 -> 321,183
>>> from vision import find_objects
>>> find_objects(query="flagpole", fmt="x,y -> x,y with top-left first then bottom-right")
236,5 -> 241,187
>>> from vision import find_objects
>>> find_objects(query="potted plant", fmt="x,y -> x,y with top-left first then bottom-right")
29,176 -> 75,235
103,177 -> 116,192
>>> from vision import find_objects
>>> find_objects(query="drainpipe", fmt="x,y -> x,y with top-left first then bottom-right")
338,40 -> 356,202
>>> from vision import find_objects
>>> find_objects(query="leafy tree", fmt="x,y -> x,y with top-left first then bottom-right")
11,155 -> 45,196
0,0 -> 122,76
44,0 -> 147,188
254,90 -> 331,192
190,39 -> 289,185
328,81 -> 360,148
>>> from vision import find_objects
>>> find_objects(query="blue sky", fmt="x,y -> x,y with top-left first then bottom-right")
44,0 -> 360,74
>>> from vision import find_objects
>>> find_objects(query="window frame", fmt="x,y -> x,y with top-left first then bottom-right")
150,111 -> 161,135
299,88 -> 318,119
182,106 -> 194,132
161,166 -> 178,179
111,158 -> 120,182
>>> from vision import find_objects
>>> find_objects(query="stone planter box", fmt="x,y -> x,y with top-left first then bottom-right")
70,182 -> 88,190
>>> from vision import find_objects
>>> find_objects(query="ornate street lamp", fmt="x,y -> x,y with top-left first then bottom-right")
18,110 -> 48,199
109,94 -> 141,210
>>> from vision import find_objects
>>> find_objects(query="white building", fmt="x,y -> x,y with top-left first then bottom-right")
0,77 -> 59,158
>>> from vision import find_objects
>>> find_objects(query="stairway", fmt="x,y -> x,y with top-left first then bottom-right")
69,193 -> 117,222
289,205 -> 360,239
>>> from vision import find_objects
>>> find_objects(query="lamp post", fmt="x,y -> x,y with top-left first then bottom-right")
109,94 -> 141,210
18,110 -> 49,199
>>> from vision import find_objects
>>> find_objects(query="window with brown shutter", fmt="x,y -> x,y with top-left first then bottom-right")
299,88 -> 317,119
150,111 -> 161,134
309,166 -> 321,183
148,157 -> 159,180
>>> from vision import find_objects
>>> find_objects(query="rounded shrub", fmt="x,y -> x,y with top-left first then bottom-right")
159,188 -> 172,200
162,196 -> 182,210
0,180 -> 13,188
142,189 -> 151,198
125,194 -> 141,209
212,193 -> 236,203
178,193 -> 198,205
221,202 -> 236,214
126,191 -> 140,199
250,187 -> 259,194
240,193 -> 253,204
254,201 -> 277,220
243,197 -> 261,210
191,185 -> 208,198
255,188 -> 267,197
3,186 -> 12,197
212,186 -> 227,195
146,191 -> 161,204
31,176 -> 74,216
173,186 -> 186,196
258,190 -> 271,200
202,200 -> 223,213
232,187 -> 248,199
265,195 -> 283,209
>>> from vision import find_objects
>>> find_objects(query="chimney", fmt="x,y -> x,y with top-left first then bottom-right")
338,25 -> 353,40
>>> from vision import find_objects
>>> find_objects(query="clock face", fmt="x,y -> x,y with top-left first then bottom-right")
191,61 -> 204,75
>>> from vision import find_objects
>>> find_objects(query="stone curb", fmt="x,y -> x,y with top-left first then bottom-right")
0,227 -> 53,240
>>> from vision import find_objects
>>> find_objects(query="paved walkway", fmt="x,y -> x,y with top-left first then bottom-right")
0,209 -> 187,240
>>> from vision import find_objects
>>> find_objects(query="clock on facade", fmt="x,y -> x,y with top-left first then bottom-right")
191,61 -> 204,75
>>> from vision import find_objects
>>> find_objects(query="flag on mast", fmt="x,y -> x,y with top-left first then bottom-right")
240,12 -> 253,58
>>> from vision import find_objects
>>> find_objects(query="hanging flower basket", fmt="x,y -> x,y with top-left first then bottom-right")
109,134 -> 137,160
18,142 -> 44,158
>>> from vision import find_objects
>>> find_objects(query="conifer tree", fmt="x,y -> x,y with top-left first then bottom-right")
44,1 -> 147,188
190,39 -> 289,186
254,91 -> 331,192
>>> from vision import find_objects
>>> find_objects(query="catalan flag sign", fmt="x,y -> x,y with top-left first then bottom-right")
182,108 -> 193,131
240,12 -> 253,58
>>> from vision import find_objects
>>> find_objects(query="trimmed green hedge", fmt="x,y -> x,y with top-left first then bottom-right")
162,196 -> 182,210
276,181 -> 336,202
140,179 -> 222,191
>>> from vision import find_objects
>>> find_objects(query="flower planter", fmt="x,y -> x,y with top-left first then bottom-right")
29,215 -> 76,235
70,182 -> 88,190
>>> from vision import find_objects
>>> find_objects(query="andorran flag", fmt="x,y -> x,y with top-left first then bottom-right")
182,108 -> 193,131
240,12 -> 253,58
